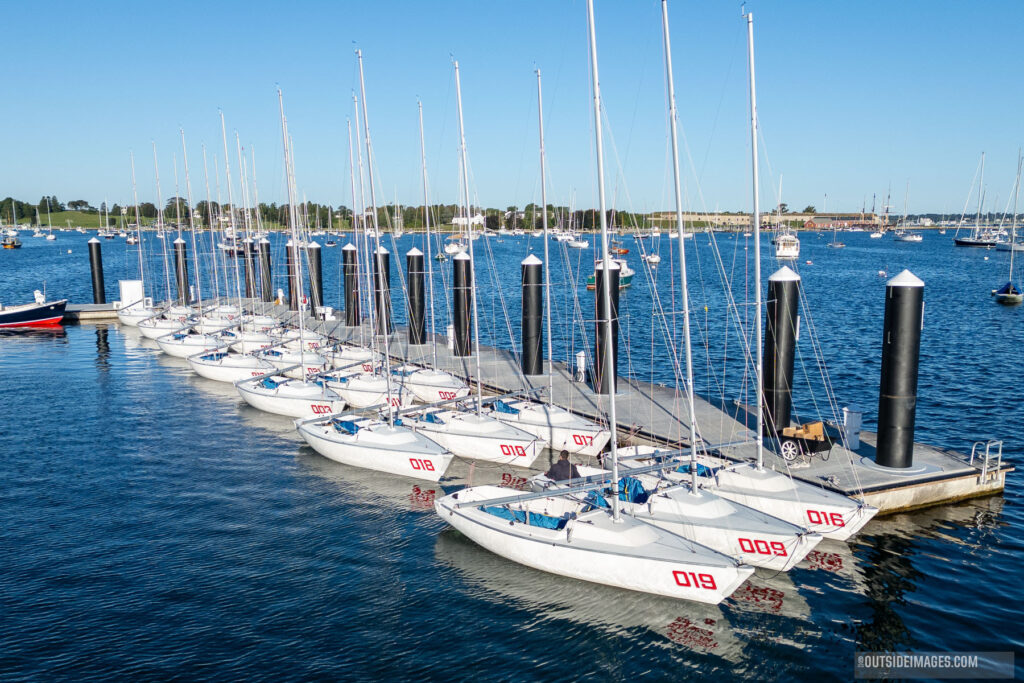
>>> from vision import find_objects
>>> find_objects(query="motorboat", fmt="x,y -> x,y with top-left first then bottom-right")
0,291 -> 66,327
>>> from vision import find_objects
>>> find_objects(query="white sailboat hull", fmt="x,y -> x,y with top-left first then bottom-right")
324,373 -> 415,409
435,486 -> 753,604
236,377 -> 347,418
398,368 -> 470,403
488,400 -> 610,457
155,333 -> 223,358
405,411 -> 541,467
188,352 -> 275,383
297,418 -> 453,482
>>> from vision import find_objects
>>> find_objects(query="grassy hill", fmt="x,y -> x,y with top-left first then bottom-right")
5,210 -> 112,229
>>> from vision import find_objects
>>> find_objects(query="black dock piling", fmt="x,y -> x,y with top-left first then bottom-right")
373,246 -> 392,335
242,238 -> 256,298
343,243 -> 360,326
258,238 -> 273,303
406,247 -> 425,345
764,266 -> 801,437
88,237 -> 105,304
453,251 -> 472,356
307,240 -> 323,312
173,238 -> 189,304
521,254 -> 543,375
876,270 -> 925,469
593,260 -> 620,394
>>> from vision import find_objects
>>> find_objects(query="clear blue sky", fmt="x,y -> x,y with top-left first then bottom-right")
3,0 -> 1023,215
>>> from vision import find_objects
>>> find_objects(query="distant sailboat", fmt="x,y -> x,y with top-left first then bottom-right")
993,152 -> 1023,305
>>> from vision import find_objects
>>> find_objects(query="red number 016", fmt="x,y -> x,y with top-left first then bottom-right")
673,571 -> 717,590
807,510 -> 845,527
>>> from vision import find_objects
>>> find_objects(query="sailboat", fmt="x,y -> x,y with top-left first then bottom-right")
993,152 -> 1023,305
482,69 -> 611,458
297,52 -> 456,480
435,1 -> 755,604
395,102 -> 470,404
893,182 -> 923,242
954,153 -> 1000,247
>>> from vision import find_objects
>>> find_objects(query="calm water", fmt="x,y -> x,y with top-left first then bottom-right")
0,230 -> 1020,680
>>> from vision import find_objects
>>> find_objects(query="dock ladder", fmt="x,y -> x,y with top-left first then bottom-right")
969,440 -> 1003,483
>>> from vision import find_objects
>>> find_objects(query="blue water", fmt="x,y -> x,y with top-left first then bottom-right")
0,230 -> 1021,680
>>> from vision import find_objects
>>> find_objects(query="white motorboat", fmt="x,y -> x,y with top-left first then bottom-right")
894,230 -> 923,243
322,371 -> 415,409
644,253 -> 661,264
622,447 -> 877,541
296,413 -> 454,482
568,239 -> 589,249
444,241 -> 467,255
869,231 -> 884,239
774,232 -> 800,259
236,374 -> 347,418
391,365 -> 470,403
484,399 -> 611,457
434,485 -> 754,604
533,465 -> 822,571
188,350 -> 276,383
400,409 -> 543,467
260,347 -> 328,379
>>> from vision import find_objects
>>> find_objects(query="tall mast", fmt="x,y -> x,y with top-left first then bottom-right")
976,152 -> 986,232
536,69 -> 554,404
172,155 -> 182,241
220,111 -> 244,312
153,142 -> 173,306
454,60 -> 484,416
131,151 -> 147,281
745,11 -> 765,470
586,0 -> 621,522
418,101 -> 438,367
353,92 -> 376,353
661,0 -> 700,493
1010,151 -> 1022,282
346,118 -> 364,346
180,129 -> 203,309
356,49 -> 395,425
278,89 -> 307,346
201,145 -> 220,301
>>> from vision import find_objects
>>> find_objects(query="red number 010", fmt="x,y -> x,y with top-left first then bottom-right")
499,444 -> 527,457
807,510 -> 845,527
673,571 -> 717,590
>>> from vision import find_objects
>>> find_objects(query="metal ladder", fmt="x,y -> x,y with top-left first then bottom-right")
969,440 -> 1003,483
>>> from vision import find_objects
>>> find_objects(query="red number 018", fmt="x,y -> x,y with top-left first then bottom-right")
409,458 -> 435,472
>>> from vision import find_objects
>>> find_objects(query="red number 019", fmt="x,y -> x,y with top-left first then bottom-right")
673,571 -> 717,590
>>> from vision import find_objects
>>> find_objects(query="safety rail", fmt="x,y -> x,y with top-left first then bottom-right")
969,440 -> 1003,482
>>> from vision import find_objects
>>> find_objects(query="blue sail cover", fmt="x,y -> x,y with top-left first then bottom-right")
332,419 -> 360,435
480,506 -> 567,530
675,462 -> 717,477
260,377 -> 280,389
492,400 -> 520,415
617,476 -> 650,504
996,281 -> 1020,295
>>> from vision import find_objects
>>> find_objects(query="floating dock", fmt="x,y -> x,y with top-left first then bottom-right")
290,310 -> 1012,516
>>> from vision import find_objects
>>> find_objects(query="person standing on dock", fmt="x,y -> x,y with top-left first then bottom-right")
545,450 -> 581,481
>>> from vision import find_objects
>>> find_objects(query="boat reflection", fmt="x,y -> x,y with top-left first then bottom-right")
434,528 -> 740,659
296,448 -> 441,513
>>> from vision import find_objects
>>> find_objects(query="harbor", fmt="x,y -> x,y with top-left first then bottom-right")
4,1 -> 1023,680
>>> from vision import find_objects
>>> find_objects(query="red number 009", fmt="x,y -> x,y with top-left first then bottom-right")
738,538 -> 788,556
